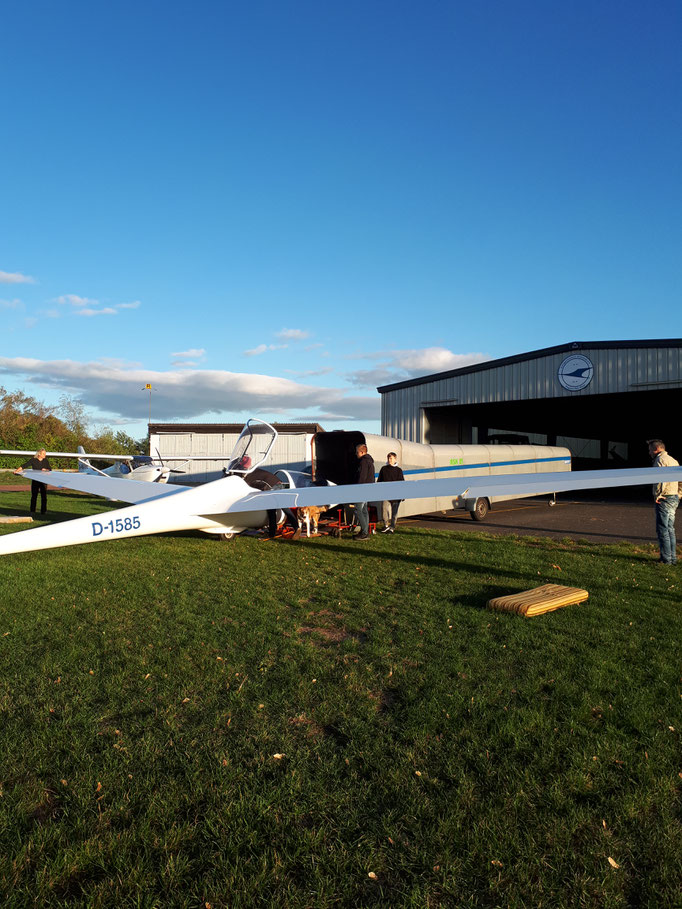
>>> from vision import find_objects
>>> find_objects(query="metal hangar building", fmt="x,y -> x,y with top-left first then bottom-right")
378,340 -> 682,468
148,422 -> 324,482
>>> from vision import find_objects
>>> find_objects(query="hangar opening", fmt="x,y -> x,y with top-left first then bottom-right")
379,340 -> 682,470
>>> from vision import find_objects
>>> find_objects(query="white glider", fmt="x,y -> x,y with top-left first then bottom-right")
0,443 -> 680,556
1,447 -> 172,484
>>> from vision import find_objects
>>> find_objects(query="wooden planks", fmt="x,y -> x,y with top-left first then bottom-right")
487,583 -> 588,617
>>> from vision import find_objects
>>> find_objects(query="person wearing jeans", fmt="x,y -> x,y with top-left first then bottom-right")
648,439 -> 681,565
352,443 -> 375,541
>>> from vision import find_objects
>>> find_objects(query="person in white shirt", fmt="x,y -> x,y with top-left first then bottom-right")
648,439 -> 681,565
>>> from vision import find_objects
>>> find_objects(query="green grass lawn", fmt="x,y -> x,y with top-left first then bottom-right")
0,489 -> 680,908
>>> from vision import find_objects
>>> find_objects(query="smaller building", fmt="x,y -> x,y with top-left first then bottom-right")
149,422 -> 324,483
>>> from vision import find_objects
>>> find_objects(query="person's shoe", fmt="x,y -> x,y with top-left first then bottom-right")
381,526 -> 392,533
353,532 -> 370,541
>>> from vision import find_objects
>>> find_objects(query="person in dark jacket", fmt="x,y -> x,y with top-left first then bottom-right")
378,452 -> 404,533
14,448 -> 52,514
352,443 -> 374,540
241,465 -> 301,539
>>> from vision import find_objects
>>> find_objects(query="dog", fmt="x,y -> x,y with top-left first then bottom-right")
296,505 -> 328,537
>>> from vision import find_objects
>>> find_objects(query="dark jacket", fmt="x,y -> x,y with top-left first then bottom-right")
378,464 -> 404,483
21,456 -> 52,471
355,453 -> 375,484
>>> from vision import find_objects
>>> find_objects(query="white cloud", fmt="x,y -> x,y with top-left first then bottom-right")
96,357 -> 143,369
244,343 -> 287,356
172,348 -> 206,359
0,356 -> 379,424
172,347 -> 207,368
0,270 -> 36,285
55,294 -> 99,307
347,347 -> 490,388
52,296 -> 140,315
285,367 -> 334,378
0,298 -> 23,309
75,307 -> 118,317
276,328 -> 310,342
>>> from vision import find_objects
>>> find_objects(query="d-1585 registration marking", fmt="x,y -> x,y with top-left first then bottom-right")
92,516 -> 141,536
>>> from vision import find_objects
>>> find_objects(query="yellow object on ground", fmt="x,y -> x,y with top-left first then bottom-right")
487,583 -> 588,617
0,516 -> 33,524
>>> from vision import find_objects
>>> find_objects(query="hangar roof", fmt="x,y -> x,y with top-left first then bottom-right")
377,339 -> 682,393
149,422 -> 325,434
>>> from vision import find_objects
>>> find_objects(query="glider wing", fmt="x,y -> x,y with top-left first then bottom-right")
1,466 -> 680,558
21,469 -> 188,504
0,475 -> 253,556
221,466 -> 682,514
1,449 -> 133,461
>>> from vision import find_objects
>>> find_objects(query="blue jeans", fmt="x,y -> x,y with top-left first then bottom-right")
353,501 -> 369,535
655,495 -> 679,563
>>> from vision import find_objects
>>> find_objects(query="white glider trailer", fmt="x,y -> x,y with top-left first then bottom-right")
311,431 -> 571,521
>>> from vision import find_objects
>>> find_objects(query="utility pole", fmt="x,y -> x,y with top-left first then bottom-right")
142,384 -> 152,450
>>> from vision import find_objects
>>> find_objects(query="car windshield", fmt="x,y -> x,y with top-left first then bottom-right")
226,419 -> 278,474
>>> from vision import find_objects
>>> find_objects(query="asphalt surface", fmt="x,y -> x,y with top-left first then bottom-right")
404,492 -> 660,546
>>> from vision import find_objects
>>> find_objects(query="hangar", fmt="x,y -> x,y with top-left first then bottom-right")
378,340 -> 682,468
149,422 -> 324,482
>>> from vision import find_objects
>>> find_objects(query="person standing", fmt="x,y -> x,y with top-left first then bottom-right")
378,452 -> 404,533
352,443 -> 375,541
14,448 -> 52,515
239,463 -> 301,539
648,439 -> 681,565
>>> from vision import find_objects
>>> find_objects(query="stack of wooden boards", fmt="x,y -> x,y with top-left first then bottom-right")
487,583 -> 589,617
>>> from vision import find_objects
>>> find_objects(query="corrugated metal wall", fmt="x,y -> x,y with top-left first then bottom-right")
149,431 -> 314,482
381,345 -> 682,441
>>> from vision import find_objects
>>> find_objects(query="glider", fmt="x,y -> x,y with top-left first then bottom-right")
2,446 -> 173,484
0,420 -> 680,557
1,446 -> 229,485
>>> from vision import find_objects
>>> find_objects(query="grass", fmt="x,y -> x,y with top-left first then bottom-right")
0,488 -> 680,908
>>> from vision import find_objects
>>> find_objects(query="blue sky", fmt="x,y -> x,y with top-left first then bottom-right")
2,0 -> 680,438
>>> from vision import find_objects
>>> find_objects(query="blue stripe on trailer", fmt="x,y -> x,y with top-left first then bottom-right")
375,455 -> 571,480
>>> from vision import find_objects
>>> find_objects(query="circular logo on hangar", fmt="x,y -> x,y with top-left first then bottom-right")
557,354 -> 594,391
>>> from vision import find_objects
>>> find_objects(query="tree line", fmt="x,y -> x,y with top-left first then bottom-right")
0,387 -> 147,468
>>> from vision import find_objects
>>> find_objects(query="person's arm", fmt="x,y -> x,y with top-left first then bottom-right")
14,458 -> 31,475
653,454 -> 664,501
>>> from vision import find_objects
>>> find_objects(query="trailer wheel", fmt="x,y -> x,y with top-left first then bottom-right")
470,498 -> 490,522
218,532 -> 235,541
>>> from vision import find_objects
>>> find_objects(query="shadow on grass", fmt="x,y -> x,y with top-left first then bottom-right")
0,508 -> 110,526
303,538 -> 534,582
